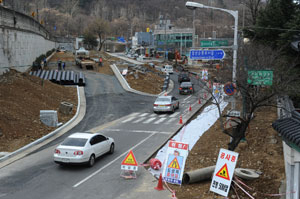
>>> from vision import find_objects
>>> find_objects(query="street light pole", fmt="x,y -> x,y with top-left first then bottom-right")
186,1 -> 238,85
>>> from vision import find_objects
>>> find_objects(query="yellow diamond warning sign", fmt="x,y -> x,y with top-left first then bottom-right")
121,150 -> 138,166
216,163 -> 230,180
167,157 -> 180,170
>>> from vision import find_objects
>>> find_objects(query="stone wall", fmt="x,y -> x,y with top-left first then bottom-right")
0,6 -> 56,74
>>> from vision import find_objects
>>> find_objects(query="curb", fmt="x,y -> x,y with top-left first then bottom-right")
110,64 -> 173,97
0,86 -> 86,167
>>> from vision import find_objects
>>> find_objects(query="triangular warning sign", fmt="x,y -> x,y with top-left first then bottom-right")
121,150 -> 138,166
167,157 -> 180,169
216,163 -> 230,180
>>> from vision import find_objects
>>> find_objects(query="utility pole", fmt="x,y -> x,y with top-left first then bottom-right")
192,9 -> 195,48
164,17 -> 167,61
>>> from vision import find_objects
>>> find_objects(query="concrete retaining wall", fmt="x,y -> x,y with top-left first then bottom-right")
0,6 -> 56,74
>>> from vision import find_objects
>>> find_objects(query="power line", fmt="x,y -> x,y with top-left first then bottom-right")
244,26 -> 300,32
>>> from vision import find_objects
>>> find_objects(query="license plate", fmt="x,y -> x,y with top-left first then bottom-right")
184,90 -> 187,92
159,105 -> 164,107
62,158 -> 70,162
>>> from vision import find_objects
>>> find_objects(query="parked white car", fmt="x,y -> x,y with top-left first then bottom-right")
54,132 -> 114,167
162,65 -> 173,74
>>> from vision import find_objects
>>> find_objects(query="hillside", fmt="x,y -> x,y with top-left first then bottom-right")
5,0 -> 248,38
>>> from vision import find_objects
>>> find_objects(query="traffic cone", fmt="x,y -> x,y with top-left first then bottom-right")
198,99 -> 201,104
155,173 -> 164,191
179,115 -> 183,124
189,104 -> 192,111
164,93 -> 167,96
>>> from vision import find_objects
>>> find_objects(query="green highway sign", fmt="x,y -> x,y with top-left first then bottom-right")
247,70 -> 273,86
200,40 -> 228,47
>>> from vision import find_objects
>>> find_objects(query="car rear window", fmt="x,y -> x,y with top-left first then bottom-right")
61,138 -> 88,147
181,82 -> 192,86
156,98 -> 170,102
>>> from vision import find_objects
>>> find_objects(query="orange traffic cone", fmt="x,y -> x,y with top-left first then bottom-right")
189,104 -> 192,111
179,115 -> 183,124
198,99 -> 201,104
155,173 -> 164,191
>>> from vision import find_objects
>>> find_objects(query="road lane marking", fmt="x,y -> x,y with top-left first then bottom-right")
132,117 -> 146,123
103,129 -> 171,135
73,132 -> 156,188
154,118 -> 167,124
139,113 -> 149,117
0,193 -> 7,198
143,117 -> 156,124
121,116 -> 135,123
169,112 -> 180,118
183,95 -> 192,101
158,114 -> 167,118
166,118 -> 177,124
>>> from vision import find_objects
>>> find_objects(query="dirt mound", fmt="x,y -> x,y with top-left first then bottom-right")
0,70 -> 77,152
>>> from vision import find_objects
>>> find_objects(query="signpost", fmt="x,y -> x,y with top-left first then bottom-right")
210,149 -> 239,197
190,49 -> 225,60
162,141 -> 189,185
200,40 -> 228,47
247,70 -> 273,86
121,150 -> 138,179
224,82 -> 236,96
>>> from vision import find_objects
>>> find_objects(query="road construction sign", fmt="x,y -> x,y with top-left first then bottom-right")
210,148 -> 239,197
121,150 -> 138,171
162,141 -> 189,185
168,157 -> 181,170
216,164 -> 230,180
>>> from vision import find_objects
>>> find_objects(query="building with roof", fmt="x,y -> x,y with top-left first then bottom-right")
153,17 -> 193,56
272,96 -> 300,199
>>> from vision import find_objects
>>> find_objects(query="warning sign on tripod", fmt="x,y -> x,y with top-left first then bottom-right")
121,150 -> 138,171
162,141 -> 189,185
210,148 -> 239,197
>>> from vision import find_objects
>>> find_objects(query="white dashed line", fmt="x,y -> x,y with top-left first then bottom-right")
121,116 -> 135,123
132,117 -> 146,123
139,113 -> 149,117
143,117 -> 156,124
169,112 -> 180,118
166,118 -> 177,124
154,117 -> 167,124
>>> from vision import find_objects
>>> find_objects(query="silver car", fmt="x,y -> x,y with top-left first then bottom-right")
54,132 -> 114,167
153,95 -> 179,113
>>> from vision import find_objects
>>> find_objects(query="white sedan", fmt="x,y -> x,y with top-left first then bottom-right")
54,132 -> 114,167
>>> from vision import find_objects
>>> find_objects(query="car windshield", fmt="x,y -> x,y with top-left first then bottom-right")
61,138 -> 88,147
181,82 -> 192,86
156,97 -> 170,102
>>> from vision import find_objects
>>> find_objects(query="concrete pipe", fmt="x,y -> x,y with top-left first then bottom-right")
183,166 -> 216,184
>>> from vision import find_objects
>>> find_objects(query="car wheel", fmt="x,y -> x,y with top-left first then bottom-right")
109,143 -> 115,154
88,154 -> 95,167
172,106 -> 175,113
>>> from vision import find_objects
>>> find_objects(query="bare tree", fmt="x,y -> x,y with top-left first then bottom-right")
194,42 -> 300,151
88,18 -> 111,51
244,0 -> 263,25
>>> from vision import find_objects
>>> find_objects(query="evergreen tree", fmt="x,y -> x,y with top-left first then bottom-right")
246,0 -> 296,47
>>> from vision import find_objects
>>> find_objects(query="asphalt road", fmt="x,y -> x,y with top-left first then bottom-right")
0,68 -> 204,199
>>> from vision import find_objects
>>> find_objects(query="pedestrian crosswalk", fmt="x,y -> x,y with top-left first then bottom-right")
121,112 -> 181,125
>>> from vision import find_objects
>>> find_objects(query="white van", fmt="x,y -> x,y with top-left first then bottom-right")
162,65 -> 173,74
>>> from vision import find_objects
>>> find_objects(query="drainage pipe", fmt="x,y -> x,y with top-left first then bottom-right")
183,166 -> 215,184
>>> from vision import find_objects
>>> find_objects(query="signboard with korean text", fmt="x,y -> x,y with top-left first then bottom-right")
200,40 -> 228,47
201,69 -> 208,81
210,149 -> 239,197
247,70 -> 273,86
190,50 -> 225,60
162,141 -> 189,185
121,150 -> 138,171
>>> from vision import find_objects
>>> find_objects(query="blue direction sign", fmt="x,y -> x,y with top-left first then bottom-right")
190,49 -> 225,60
